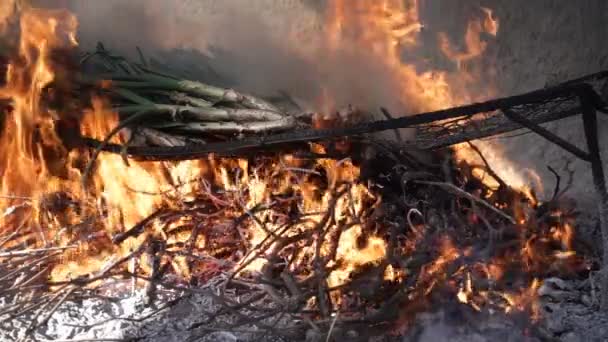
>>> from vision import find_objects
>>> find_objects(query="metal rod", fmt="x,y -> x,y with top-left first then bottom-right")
83,83 -> 589,160
502,108 -> 591,161
580,88 -> 608,310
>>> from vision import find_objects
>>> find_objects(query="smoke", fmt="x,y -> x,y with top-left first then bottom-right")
27,0 -> 474,117
24,0 -> 500,159
0,1 -> 16,33
20,0 -> 503,149
24,1 -> 322,111
0,0 -> 19,50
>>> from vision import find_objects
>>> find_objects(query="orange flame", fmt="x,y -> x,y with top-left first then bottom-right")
481,7 -> 500,37
0,1 -> 574,323
439,7 -> 499,69
323,0 -> 455,113
0,7 -> 77,223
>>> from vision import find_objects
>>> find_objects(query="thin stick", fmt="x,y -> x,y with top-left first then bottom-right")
466,141 -> 508,190
0,194 -> 33,200
415,180 -> 516,224
18,285 -> 70,342
547,165 -> 561,201
81,110 -> 147,189
136,46 -> 148,67
0,217 -> 29,248
10,265 -> 50,289
325,311 -> 340,342
0,245 -> 77,258
0,252 -> 61,284
37,287 -> 76,329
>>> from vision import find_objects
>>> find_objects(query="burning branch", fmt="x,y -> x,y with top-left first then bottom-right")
414,180 -> 516,224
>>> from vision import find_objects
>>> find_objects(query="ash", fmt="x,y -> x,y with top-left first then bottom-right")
0,276 -> 292,342
398,278 -> 608,342
2,277 -> 608,342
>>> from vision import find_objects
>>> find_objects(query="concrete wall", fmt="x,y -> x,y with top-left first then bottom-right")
475,1 -> 608,212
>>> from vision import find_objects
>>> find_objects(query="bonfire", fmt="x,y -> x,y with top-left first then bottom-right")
1,1 -> 608,342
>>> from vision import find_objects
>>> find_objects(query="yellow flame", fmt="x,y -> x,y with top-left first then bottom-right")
0,2 -> 558,322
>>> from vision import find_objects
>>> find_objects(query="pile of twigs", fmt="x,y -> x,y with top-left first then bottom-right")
0,42 -> 597,341
77,44 -> 299,148
0,137 -> 591,341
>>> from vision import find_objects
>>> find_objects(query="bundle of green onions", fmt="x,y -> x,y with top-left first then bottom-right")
78,44 -> 300,148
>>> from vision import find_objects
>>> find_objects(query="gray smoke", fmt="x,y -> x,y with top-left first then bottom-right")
29,0 -> 478,117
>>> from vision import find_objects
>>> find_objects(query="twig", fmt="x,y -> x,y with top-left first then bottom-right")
280,272 -> 303,298
0,245 -> 77,258
18,285 -> 70,342
81,109 -> 147,189
48,242 -> 148,286
66,295 -> 184,330
130,252 -> 137,296
325,311 -> 340,342
415,180 -> 516,224
312,191 -> 343,318
112,209 -> 166,245
136,46 -> 148,67
547,165 -> 561,201
0,194 -> 33,200
36,287 -> 76,329
467,141 -> 508,190
0,218 -> 30,248
10,265 -> 50,289
0,252 -> 61,284
406,208 -> 424,231
144,239 -> 166,306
